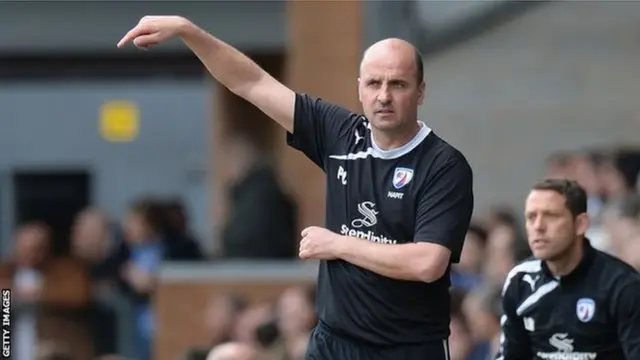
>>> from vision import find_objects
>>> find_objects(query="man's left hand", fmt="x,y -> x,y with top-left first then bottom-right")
299,226 -> 342,260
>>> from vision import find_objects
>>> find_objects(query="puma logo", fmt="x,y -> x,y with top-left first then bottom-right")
354,129 -> 364,145
523,274 -> 540,292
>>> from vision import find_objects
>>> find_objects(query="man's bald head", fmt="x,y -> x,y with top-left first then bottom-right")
361,38 -> 424,84
206,342 -> 257,360
358,38 -> 426,135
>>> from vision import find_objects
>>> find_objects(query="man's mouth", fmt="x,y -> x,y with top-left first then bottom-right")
531,238 -> 549,246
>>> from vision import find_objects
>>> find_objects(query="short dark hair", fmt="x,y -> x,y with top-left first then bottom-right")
129,197 -> 165,234
531,178 -> 588,217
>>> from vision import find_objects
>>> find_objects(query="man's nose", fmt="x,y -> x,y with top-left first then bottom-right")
533,218 -> 546,231
377,88 -> 391,104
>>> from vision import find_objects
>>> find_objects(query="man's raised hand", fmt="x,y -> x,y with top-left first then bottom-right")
117,15 -> 189,49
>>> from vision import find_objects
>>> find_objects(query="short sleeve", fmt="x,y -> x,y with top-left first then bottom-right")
286,93 -> 355,170
413,156 -> 474,263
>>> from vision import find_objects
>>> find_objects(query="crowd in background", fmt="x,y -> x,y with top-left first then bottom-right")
2,144 -> 639,360
2,197 -> 206,360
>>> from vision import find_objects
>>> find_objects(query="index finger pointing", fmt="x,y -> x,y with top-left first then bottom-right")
117,27 -> 144,48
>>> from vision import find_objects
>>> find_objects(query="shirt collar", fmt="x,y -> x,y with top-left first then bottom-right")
541,238 -> 596,283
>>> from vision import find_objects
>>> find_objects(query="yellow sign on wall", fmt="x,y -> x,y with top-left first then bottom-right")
100,101 -> 140,142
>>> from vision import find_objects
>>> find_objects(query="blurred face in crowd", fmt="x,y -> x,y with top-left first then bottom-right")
204,295 -> 240,343
71,209 -> 110,262
124,210 -> 154,245
483,225 -> 517,284
14,225 -> 50,268
546,157 -> 571,180
277,287 -> 315,339
231,304 -> 272,348
358,39 -> 425,135
525,190 -> 589,261
458,231 -> 485,274
599,160 -> 628,199
572,155 -> 599,196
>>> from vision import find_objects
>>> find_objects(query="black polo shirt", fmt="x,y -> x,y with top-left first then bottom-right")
287,94 -> 474,345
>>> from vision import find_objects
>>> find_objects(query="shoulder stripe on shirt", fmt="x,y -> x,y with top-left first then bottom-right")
502,259 -> 542,296
516,280 -> 559,316
328,121 -> 432,161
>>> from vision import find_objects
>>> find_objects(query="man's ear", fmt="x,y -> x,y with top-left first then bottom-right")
357,77 -> 362,102
575,213 -> 591,237
417,81 -> 426,106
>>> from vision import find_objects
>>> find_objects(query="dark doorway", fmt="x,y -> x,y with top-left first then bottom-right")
12,170 -> 91,256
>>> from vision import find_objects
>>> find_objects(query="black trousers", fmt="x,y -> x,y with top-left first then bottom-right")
304,322 -> 451,360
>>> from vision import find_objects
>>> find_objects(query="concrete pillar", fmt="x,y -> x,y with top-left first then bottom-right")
277,0 -> 364,233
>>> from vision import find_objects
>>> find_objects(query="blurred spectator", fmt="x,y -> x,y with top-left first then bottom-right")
562,149 -> 613,252
70,208 -> 119,356
450,315 -> 473,360
603,194 -> 640,270
231,302 -> 275,349
452,223 -> 488,291
160,199 -> 205,261
599,148 -> 640,200
206,342 -> 258,360
0,222 -> 92,360
462,285 -> 502,360
449,289 -> 473,360
570,149 -> 605,217
71,208 -> 113,269
484,206 -> 521,234
204,294 -> 249,346
483,214 -> 530,286
273,286 -> 316,360
119,198 -> 168,360
545,151 -> 573,179
221,133 -> 297,259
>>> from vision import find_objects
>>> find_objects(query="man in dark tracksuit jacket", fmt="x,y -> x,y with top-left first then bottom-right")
496,179 -> 640,360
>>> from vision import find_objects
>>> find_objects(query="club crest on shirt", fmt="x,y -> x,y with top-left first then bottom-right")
576,298 -> 596,323
392,167 -> 414,189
